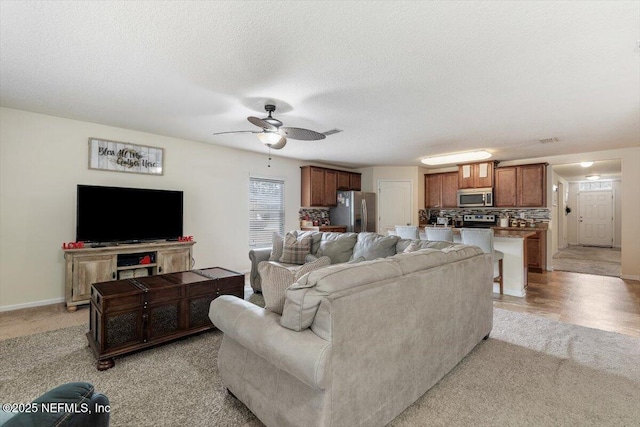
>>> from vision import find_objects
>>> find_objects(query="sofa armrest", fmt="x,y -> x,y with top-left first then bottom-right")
248,247 -> 272,292
209,295 -> 331,390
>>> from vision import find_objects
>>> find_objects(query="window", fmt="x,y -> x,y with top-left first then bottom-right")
579,181 -> 613,191
249,177 -> 285,248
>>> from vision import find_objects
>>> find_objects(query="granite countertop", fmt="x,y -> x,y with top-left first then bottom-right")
493,229 -> 537,239
301,225 -> 347,231
492,225 -> 547,232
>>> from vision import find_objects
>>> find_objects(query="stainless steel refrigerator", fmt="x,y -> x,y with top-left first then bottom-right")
329,191 -> 376,233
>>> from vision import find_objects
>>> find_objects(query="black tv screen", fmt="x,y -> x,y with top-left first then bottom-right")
76,185 -> 183,243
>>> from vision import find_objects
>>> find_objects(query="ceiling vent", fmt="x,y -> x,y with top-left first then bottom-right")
323,129 -> 343,136
539,137 -> 558,144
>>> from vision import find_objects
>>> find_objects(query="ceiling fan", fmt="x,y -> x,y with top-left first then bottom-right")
213,104 -> 330,151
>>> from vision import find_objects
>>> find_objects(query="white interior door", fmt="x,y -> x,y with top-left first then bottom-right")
378,180 -> 412,234
578,190 -> 613,247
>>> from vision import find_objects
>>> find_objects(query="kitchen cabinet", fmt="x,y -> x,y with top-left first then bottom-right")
517,164 -> 546,207
324,169 -> 338,207
350,173 -> 362,191
494,163 -> 546,208
458,162 -> 494,189
526,230 -> 546,272
64,241 -> 196,312
425,172 -> 458,208
301,166 -> 361,206
337,171 -> 350,190
494,167 -> 518,207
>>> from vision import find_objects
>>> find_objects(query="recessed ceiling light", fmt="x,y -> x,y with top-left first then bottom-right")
421,150 -> 492,166
580,161 -> 594,168
586,175 -> 600,181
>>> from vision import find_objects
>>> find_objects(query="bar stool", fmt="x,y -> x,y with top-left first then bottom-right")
460,228 -> 504,294
395,226 -> 419,239
425,227 -> 454,242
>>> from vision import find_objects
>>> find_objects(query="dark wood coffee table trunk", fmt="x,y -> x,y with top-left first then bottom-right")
87,267 -> 243,370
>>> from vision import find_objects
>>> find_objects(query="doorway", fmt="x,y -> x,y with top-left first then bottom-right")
578,190 -> 614,247
377,180 -> 412,234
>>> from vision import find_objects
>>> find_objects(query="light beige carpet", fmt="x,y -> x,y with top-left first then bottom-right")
553,245 -> 621,277
1,308 -> 638,426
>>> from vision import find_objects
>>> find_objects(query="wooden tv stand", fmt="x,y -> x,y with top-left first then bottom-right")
63,241 -> 196,312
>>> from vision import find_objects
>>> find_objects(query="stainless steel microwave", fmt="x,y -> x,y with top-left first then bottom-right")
457,188 -> 493,207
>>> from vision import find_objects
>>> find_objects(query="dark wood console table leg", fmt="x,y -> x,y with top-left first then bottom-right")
97,358 -> 115,371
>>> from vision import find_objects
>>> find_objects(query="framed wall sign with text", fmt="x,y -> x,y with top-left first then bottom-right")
88,138 -> 164,175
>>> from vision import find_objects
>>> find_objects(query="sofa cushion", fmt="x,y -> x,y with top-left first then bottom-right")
280,258 -> 403,331
395,238 -> 455,253
315,232 -> 357,264
259,256 -> 332,314
392,245 -> 484,275
351,232 -> 399,261
279,232 -> 312,265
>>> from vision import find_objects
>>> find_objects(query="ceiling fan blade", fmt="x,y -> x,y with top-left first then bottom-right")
212,130 -> 259,136
248,116 -> 277,131
278,127 -> 327,141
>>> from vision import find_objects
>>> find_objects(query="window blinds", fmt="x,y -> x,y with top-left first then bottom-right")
249,177 -> 285,248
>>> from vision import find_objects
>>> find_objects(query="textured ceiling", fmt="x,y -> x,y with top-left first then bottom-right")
1,1 -> 638,170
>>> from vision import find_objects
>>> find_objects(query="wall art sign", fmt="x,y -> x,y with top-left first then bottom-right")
88,138 -> 164,175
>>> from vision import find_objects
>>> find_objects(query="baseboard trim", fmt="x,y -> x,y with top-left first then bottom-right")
620,274 -> 640,282
0,297 -> 65,312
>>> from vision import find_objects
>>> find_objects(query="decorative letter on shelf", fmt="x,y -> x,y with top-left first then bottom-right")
88,138 -> 164,175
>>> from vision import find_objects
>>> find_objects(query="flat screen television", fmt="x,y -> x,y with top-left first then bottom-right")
76,185 -> 183,243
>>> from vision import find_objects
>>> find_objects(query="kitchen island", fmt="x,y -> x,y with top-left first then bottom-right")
492,230 -> 536,297
421,226 -> 535,297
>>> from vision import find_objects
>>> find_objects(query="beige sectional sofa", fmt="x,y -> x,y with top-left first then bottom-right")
210,244 -> 493,427
248,231 -> 453,292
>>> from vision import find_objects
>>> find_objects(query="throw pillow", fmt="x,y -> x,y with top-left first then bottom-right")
403,242 -> 418,253
259,256 -> 332,315
279,232 -> 312,265
351,232 -> 399,260
269,232 -> 284,261
315,232 -> 358,264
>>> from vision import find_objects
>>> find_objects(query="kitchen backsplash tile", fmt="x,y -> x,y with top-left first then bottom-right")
299,208 -> 330,222
419,208 -> 551,223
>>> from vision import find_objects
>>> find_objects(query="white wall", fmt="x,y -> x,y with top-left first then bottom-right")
0,108 -> 307,309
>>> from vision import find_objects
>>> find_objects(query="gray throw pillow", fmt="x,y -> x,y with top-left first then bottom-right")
315,232 -> 357,264
351,232 -> 399,260
296,231 -> 323,255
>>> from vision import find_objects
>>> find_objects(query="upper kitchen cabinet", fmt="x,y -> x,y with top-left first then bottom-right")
425,172 -> 458,208
349,173 -> 362,191
458,162 -> 494,189
337,171 -> 350,190
301,166 -> 361,207
494,163 -> 547,207
494,167 -> 518,207
517,163 -> 546,207
336,170 -> 361,191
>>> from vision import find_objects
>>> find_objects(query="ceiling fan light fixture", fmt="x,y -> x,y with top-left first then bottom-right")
580,161 -> 594,168
421,150 -> 492,166
257,132 -> 285,147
